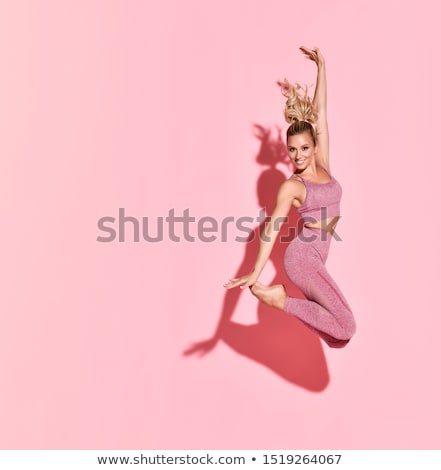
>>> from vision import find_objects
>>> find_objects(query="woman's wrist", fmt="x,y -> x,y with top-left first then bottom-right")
252,267 -> 262,278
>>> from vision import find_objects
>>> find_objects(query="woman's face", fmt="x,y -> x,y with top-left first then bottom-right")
287,132 -> 316,169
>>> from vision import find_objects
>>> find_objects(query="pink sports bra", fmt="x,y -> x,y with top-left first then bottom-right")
290,165 -> 342,223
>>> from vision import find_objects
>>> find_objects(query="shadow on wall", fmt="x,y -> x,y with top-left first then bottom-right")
183,124 -> 330,392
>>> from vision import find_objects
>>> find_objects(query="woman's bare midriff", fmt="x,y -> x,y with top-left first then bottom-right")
304,215 -> 341,234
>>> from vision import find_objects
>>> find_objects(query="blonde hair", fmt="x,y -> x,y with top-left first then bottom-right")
277,78 -> 319,145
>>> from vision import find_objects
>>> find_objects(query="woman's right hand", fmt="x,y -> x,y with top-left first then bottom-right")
224,272 -> 259,290
299,46 -> 325,68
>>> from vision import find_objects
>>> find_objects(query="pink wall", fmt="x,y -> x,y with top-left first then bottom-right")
1,0 -> 440,449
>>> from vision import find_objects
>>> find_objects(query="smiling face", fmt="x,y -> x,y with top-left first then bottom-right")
287,132 -> 317,170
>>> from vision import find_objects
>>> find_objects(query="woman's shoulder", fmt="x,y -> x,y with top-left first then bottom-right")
288,172 -> 305,182
279,176 -> 303,190
277,176 -> 306,200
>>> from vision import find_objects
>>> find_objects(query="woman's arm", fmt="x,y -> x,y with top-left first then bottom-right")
300,46 -> 330,172
224,180 -> 298,290
252,181 -> 295,277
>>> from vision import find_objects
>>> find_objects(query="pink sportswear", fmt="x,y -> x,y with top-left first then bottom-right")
290,165 -> 342,223
283,166 -> 356,348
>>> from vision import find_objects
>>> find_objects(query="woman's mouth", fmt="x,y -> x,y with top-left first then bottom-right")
296,159 -> 305,164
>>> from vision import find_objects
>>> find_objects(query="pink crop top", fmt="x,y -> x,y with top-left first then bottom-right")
290,166 -> 342,223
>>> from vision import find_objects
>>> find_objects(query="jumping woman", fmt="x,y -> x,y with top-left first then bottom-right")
224,46 -> 357,348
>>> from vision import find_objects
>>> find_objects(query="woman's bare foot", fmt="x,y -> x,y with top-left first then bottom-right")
250,281 -> 287,310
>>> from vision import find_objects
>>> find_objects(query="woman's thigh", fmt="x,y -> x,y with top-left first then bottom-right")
283,238 -> 323,298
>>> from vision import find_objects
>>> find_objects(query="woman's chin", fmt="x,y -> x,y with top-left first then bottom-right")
295,162 -> 308,170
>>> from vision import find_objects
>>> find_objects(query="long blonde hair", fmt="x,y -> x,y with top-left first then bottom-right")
277,78 -> 318,144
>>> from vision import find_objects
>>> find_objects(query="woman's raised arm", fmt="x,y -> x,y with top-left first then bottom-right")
300,46 -> 330,171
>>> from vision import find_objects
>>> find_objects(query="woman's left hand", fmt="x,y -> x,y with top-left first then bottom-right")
299,46 -> 325,67
224,272 -> 258,290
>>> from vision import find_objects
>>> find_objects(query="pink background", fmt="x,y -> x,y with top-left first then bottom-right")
1,0 -> 440,449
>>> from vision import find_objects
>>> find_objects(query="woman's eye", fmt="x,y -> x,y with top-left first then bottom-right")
302,147 -> 308,150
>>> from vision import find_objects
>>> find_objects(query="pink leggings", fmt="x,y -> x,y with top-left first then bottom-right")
283,226 -> 356,348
